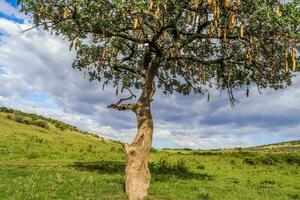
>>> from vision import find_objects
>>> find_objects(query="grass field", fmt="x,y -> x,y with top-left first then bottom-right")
0,108 -> 299,200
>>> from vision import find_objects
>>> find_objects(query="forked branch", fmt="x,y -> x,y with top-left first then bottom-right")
107,89 -> 137,111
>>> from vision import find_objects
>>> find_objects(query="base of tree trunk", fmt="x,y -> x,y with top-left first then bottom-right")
125,143 -> 151,200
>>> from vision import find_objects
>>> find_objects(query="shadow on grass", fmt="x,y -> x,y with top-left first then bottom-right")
70,160 -> 213,182
70,161 -> 124,174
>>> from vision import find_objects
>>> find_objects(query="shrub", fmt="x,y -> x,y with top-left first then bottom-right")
242,154 -> 299,166
0,107 -> 12,113
260,179 -> 276,185
230,160 -> 236,165
6,114 -> 13,120
197,192 -> 214,200
197,163 -> 206,170
174,159 -> 189,174
243,157 -> 258,165
110,146 -> 116,151
27,151 -> 39,159
93,134 -> 100,138
260,157 -> 277,165
34,137 -> 45,144
156,159 -> 169,174
32,119 -> 49,129
54,122 -> 67,131
150,147 -> 157,153
155,158 -> 189,174
13,115 -> 32,125
22,117 -> 32,125
193,151 -> 221,156
289,194 -> 300,200
285,155 -> 300,165
15,115 -> 25,123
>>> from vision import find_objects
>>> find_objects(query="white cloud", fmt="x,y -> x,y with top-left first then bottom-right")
173,135 -> 252,149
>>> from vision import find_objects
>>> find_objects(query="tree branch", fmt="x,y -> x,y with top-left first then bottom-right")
166,54 -> 233,65
107,89 -> 137,111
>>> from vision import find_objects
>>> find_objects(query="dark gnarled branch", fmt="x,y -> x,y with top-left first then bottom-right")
107,89 -> 137,111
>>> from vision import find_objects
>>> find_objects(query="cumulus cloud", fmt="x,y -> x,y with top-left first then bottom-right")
0,2 -> 299,149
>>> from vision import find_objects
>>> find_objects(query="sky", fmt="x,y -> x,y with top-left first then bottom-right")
0,0 -> 299,149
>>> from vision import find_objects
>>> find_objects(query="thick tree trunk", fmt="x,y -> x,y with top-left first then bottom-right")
124,102 -> 153,200
109,57 -> 159,199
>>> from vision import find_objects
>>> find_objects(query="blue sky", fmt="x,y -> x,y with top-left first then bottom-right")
0,65 -> 6,74
0,0 -> 299,149
5,0 -> 17,7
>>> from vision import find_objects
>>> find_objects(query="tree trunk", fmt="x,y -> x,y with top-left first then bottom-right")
124,102 -> 153,200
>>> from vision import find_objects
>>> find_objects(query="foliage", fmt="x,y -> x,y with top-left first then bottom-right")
14,114 -> 50,128
152,158 -> 190,175
32,119 -> 50,129
17,0 -> 300,104
243,153 -> 300,166
197,192 -> 214,200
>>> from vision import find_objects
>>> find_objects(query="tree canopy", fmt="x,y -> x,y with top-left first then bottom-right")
18,0 -> 299,104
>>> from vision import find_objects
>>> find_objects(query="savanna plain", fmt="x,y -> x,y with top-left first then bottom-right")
0,107 -> 299,200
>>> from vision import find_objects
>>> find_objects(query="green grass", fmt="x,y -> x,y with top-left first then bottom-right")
0,109 -> 300,200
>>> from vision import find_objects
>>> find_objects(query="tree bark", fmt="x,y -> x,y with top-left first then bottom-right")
109,57 -> 159,200
124,101 -> 153,200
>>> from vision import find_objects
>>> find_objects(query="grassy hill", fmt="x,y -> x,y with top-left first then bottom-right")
0,107 -> 299,200
248,140 -> 300,152
0,107 -> 123,162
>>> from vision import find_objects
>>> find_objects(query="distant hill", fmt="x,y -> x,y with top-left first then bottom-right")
0,106 -> 299,157
0,106 -> 123,161
248,140 -> 300,152
0,107 -> 103,136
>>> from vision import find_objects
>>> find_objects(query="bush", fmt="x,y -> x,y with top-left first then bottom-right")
15,115 -> 25,123
110,146 -> 116,151
22,117 -> 32,125
34,138 -> 45,144
93,134 -> 100,138
32,119 -> 49,129
230,160 -> 237,165
154,158 -> 189,174
243,154 -> 300,166
27,151 -> 39,159
6,114 -> 13,120
174,159 -> 189,174
193,151 -> 221,156
285,155 -> 300,165
197,163 -> 206,170
243,157 -> 258,165
150,147 -> 158,153
156,159 -> 169,174
289,194 -> 300,200
197,192 -> 214,200
54,122 -> 67,131
260,157 -> 277,165
14,115 -> 31,124
0,107 -> 13,113
260,179 -> 276,185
